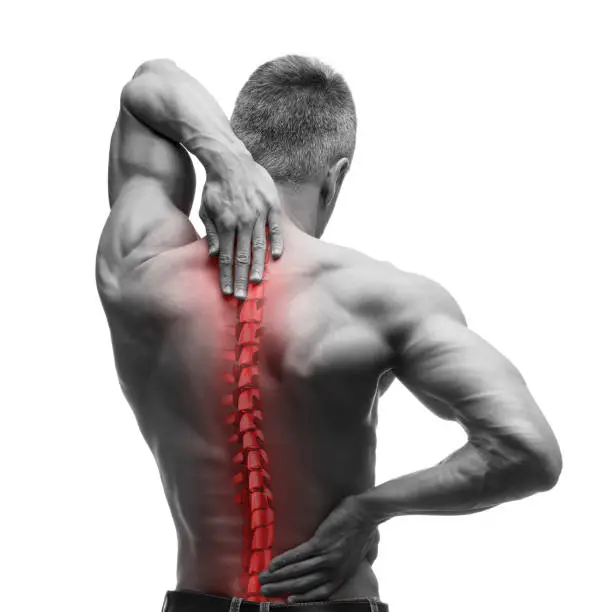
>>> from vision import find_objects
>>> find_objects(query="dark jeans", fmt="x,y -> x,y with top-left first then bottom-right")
162,591 -> 389,612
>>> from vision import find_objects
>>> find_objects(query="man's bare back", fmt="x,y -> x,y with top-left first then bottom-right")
97,57 -> 562,608
98,219 -> 428,599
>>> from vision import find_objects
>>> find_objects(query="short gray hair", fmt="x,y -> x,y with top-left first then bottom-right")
230,55 -> 357,184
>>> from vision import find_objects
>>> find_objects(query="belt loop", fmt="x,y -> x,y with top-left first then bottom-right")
229,596 -> 244,612
259,602 -> 271,611
161,591 -> 169,612
367,597 -> 380,612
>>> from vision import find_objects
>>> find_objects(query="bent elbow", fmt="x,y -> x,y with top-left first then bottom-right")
483,433 -> 563,496
538,449 -> 563,491
131,58 -> 177,79
526,442 -> 563,492
121,59 -> 178,109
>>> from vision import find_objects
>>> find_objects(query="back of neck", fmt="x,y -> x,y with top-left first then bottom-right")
275,182 -> 321,237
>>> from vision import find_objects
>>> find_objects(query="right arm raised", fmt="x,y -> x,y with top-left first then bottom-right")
356,273 -> 563,523
104,59 -> 283,299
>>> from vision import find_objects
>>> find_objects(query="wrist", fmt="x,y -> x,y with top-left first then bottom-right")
351,491 -> 387,528
194,135 -> 253,179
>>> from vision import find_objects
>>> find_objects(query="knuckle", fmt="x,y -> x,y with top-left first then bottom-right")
234,251 -> 250,266
252,237 -> 266,252
216,210 -> 236,229
202,193 -> 220,212
218,253 -> 233,265
237,209 -> 255,226
218,218 -> 235,231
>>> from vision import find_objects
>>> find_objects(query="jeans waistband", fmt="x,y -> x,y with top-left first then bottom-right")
162,590 -> 389,612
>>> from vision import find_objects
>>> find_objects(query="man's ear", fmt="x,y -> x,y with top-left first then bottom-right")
321,157 -> 350,212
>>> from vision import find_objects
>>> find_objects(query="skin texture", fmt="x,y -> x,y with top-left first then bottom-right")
96,59 -> 563,603
98,214 -> 395,600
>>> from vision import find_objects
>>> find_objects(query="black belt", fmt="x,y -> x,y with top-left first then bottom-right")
162,590 -> 389,612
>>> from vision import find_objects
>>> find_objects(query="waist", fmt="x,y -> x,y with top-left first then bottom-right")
163,590 -> 389,611
176,556 -> 381,602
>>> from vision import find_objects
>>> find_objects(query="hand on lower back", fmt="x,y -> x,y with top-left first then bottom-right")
258,495 -> 378,603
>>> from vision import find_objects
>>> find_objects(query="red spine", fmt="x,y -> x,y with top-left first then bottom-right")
222,243 -> 282,602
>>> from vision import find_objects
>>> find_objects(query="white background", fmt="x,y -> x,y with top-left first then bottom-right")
2,2 -> 610,611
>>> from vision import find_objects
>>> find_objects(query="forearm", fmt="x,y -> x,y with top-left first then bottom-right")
355,440 -> 551,525
121,59 -> 250,177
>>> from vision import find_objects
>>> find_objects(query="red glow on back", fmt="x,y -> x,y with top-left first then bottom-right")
219,236 -> 286,603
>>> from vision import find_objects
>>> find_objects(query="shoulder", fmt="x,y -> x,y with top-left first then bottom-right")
96,236 -> 215,316
321,245 -> 464,324
317,249 -> 467,358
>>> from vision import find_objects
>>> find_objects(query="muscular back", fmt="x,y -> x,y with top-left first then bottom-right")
97,220 -> 417,600
98,62 -> 561,602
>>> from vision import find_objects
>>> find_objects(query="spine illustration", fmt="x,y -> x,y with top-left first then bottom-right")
220,242 -> 281,602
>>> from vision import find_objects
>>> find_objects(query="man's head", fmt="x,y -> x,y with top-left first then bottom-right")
231,55 -> 356,237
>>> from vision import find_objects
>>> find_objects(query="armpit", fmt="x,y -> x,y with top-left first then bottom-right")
377,369 -> 396,396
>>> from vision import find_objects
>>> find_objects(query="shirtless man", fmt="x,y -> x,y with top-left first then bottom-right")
96,56 -> 562,612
